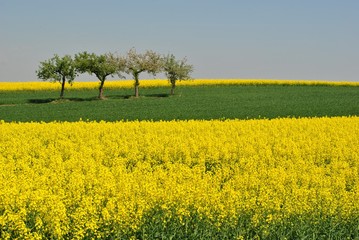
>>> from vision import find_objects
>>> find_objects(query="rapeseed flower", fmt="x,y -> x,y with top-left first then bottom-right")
0,117 -> 358,238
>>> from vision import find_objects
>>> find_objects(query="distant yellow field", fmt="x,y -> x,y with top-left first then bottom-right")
0,79 -> 358,91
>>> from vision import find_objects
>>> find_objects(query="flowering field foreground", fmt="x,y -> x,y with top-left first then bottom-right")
1,117 -> 359,239
1,79 -> 358,91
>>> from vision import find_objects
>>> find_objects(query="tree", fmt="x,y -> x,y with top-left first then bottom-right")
74,52 -> 125,99
36,54 -> 77,98
163,54 -> 193,95
124,48 -> 163,97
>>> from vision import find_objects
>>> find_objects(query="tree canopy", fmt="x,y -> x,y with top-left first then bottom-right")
74,52 -> 125,99
163,54 -> 193,95
124,48 -> 163,97
36,49 -> 194,99
36,54 -> 77,98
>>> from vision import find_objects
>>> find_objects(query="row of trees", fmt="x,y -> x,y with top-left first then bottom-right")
36,48 -> 193,99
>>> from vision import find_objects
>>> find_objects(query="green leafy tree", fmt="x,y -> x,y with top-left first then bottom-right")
163,54 -> 193,95
36,54 -> 77,98
124,48 -> 163,97
75,52 -> 125,99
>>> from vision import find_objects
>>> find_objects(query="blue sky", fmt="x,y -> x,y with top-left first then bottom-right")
0,0 -> 358,82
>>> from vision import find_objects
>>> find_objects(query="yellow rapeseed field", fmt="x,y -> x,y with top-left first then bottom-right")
1,117 -> 359,238
0,79 -> 358,91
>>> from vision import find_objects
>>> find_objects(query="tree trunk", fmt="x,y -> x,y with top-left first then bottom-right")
135,85 -> 139,98
171,83 -> 175,95
98,80 -> 105,99
134,74 -> 140,97
60,76 -> 66,98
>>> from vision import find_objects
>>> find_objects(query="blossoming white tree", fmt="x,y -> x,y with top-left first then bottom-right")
163,54 -> 193,95
124,48 -> 163,97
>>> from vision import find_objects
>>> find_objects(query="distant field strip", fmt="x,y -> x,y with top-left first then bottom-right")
1,117 -> 359,238
1,79 -> 358,91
